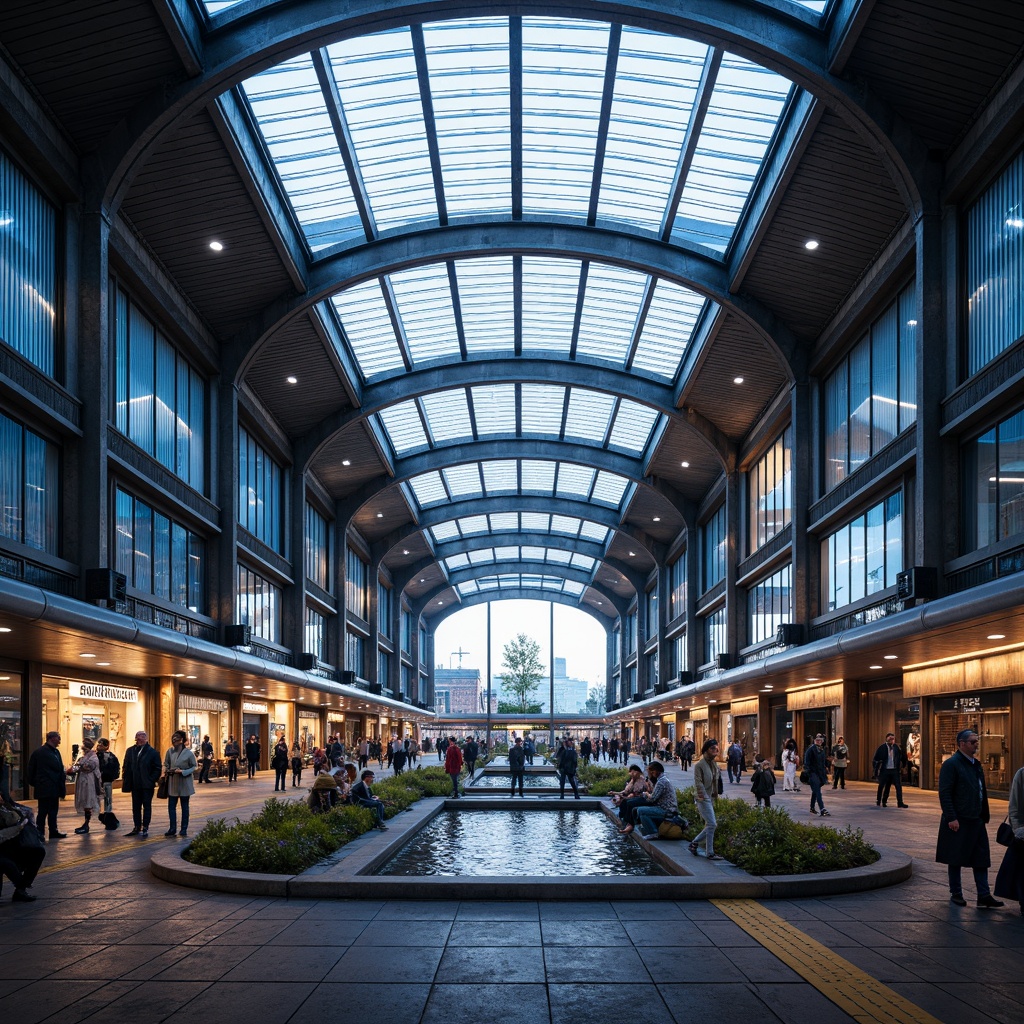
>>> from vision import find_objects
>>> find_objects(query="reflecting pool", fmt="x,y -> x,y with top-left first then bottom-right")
375,809 -> 668,876
468,774 -> 562,788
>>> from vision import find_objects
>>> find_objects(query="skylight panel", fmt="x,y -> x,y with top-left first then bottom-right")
494,546 -> 519,561
631,280 -> 708,379
521,546 -> 547,562
522,574 -> 546,589
488,512 -> 520,531
521,257 -> 579,355
522,18 -> 609,217
377,402 -> 429,455
456,256 -> 515,353
520,460 -> 556,492
563,579 -> 585,596
477,577 -> 500,591
556,463 -> 596,498
597,30 -> 708,231
409,471 -> 448,507
571,553 -> 596,571
608,401 -> 659,454
468,549 -> 495,565
550,515 -> 581,536
470,384 -> 516,435
481,460 -> 518,492
241,55 -> 364,252
564,389 -> 615,443
459,515 -> 489,535
202,1 -> 244,14
580,521 -> 609,542
443,464 -> 484,498
328,30 -> 437,230
591,470 -> 629,505
421,390 -> 473,445
457,581 -> 479,596
331,280 -> 404,379
672,53 -> 792,252
576,263 -> 647,363
540,576 -> 563,591
430,521 -> 461,543
546,548 -> 572,564
388,264 -> 460,364
520,513 -> 550,531
520,384 -> 566,437
423,19 -> 512,218
444,553 -> 470,571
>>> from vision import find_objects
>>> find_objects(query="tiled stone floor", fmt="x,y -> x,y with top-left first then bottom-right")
3,761 -> 1023,1023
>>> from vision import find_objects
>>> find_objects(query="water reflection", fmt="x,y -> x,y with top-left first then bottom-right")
376,809 -> 667,876
468,774 -> 561,788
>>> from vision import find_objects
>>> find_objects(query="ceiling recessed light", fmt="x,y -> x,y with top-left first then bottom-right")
988,633 -> 1006,640
869,664 -> 883,670
733,376 -> 744,385
186,675 -> 197,679
0,627 -> 11,633
96,661 -> 111,667
708,698 -> 717,703
209,240 -> 224,252
883,655 -> 898,660
243,685 -> 253,690
403,549 -> 410,555
286,376 -> 298,385
804,239 -> 819,250
653,516 -> 661,522
342,459 -> 351,466
628,551 -> 635,557
437,600 -> 443,604
79,653 -> 96,658
807,677 -> 819,682
680,461 -> 689,468
376,513 -> 383,518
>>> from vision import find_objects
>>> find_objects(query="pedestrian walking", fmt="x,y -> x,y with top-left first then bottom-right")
162,730 -> 196,837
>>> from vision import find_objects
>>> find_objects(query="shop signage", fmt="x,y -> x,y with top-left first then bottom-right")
69,681 -> 138,703
242,700 -> 268,714
298,709 -> 319,719
933,691 -> 1008,714
179,694 -> 230,713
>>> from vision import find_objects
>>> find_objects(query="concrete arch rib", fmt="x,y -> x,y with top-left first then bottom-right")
99,0 -> 921,219
247,223 -> 798,396
422,590 -> 621,630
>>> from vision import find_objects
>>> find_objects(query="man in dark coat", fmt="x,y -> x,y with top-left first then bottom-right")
26,732 -> 67,839
556,736 -> 580,799
121,730 -> 162,837
463,736 -> 479,778
804,734 -> 831,817
936,728 -> 1003,908
508,736 -> 526,797
872,732 -> 909,807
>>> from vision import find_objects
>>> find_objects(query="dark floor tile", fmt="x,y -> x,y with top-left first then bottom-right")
537,902 -> 613,920
750,983 -> 858,1024
448,922 -> 541,945
660,982 -> 784,1024
374,901 -> 460,920
722,946 -> 802,983
435,944 -> 545,983
356,920 -> 452,946
541,919 -> 628,945
219,945 -> 344,982
326,943 -> 443,983
544,944 -> 644,983
550,982 -> 669,1023
290,982 -> 431,1021
4,980 -> 106,1024
641,946 -> 747,983
57,943 -> 179,980
422,984 -> 550,1024
163,982 -> 316,1024
891,983 -> 1000,1024
154,945 -> 263,981
933,981 -> 1024,1024
454,902 -> 540,921
1,943 -> 96,979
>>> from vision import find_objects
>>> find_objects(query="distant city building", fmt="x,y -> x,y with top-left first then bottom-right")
492,657 -> 592,713
433,667 -> 497,714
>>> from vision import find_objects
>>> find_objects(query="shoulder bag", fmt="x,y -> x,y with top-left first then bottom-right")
156,774 -> 169,800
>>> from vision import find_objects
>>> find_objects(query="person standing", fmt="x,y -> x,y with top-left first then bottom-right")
271,736 -> 289,791
994,762 -> 1024,914
804,734 -> 831,817
831,736 -> 849,790
609,736 -> 619,765
726,740 -> 744,784
464,736 -> 479,778
680,736 -> 695,771
96,738 -> 120,816
71,737 -> 101,834
508,737 -> 526,797
690,739 -> 723,860
556,736 -> 580,799
781,739 -> 801,792
290,741 -> 303,787
579,736 -> 592,765
122,730 -> 162,837
223,735 -> 240,783
873,732 -> 909,807
444,735 -> 463,798
245,734 -> 261,779
358,736 -> 370,770
26,732 -> 67,840
198,735 -> 213,784
937,729 -> 1003,908
751,759 -> 776,808
524,735 -> 535,766
162,730 -> 197,837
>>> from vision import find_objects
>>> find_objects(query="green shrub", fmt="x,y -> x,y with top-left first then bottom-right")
576,764 -> 631,795
673,786 -> 878,874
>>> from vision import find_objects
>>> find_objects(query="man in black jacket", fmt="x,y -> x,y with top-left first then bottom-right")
872,732 -> 910,807
557,737 -> 580,799
463,736 -> 479,778
245,735 -> 262,778
508,737 -> 526,797
26,732 -> 67,840
121,731 -> 162,837
937,729 -> 1003,908
350,770 -> 388,829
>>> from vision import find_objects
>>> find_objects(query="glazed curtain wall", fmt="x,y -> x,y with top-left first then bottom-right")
304,503 -> 329,590
237,427 -> 283,553
748,426 -> 792,553
701,504 -> 727,591
967,149 -> 1024,376
0,148 -> 57,378
236,564 -> 280,643
345,547 -> 368,619
670,551 -> 687,619
114,487 -> 205,612
823,282 -> 917,491
748,563 -> 792,645
305,606 -> 326,661
111,284 -> 206,493
0,409 -> 59,554
962,404 -> 1024,551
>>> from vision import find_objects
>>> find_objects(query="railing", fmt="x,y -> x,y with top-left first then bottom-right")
126,597 -> 217,642
740,639 -> 780,665
249,640 -> 293,667
946,544 -> 1024,595
0,553 -> 78,597
809,595 -> 905,642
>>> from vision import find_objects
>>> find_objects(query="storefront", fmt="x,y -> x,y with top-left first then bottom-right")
0,667 -> 22,792
785,681 -> 843,756
242,699 -> 269,768
931,692 -> 1010,795
729,698 -> 759,763
41,675 -> 148,761
178,692 -> 230,759
297,708 -> 320,756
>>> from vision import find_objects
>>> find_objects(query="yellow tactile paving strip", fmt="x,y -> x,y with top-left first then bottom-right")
712,898 -> 944,1024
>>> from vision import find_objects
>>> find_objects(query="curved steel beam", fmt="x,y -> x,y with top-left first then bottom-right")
96,0 -> 922,220
421,589 -> 621,629
431,531 -> 608,564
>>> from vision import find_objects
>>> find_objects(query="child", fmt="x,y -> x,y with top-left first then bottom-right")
751,758 -> 776,809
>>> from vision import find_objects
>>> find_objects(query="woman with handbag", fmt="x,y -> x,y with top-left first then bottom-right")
781,739 -> 801,792
71,737 -> 102,834
163,730 -> 197,838
995,764 -> 1024,915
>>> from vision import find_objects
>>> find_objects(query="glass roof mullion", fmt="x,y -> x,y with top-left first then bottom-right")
445,261 -> 469,359
513,255 -> 523,356
586,24 -> 621,226
624,277 -> 657,371
660,48 -> 722,242
603,396 -> 622,448
465,388 -> 480,439
568,261 -> 589,360
558,388 -> 572,441
413,397 -> 435,447
510,16 -> 523,219
514,382 -> 523,436
311,49 -> 378,241
410,25 -> 449,226
380,277 -> 415,371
